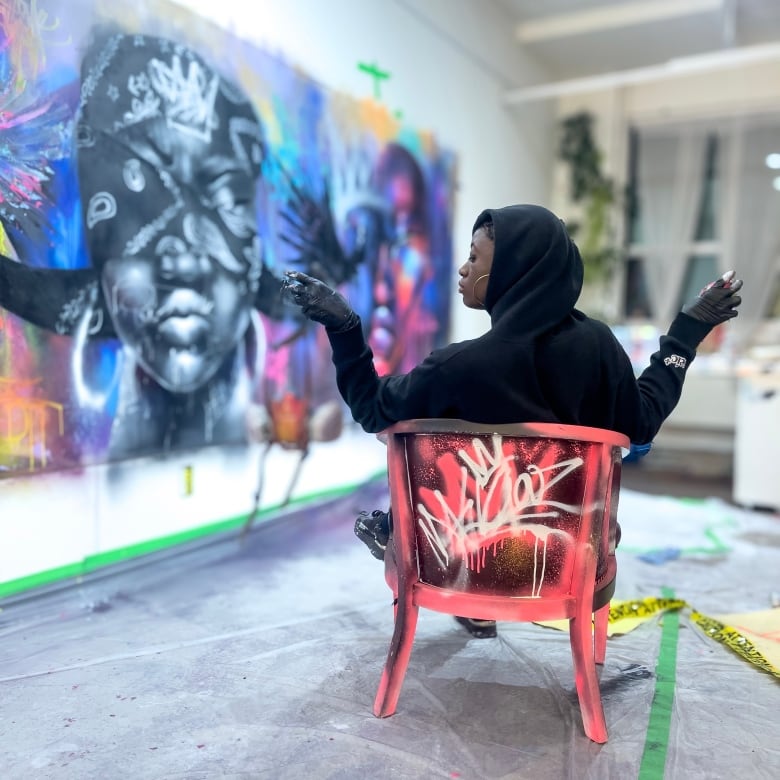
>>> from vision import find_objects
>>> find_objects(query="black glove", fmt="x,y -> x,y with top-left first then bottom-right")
682,270 -> 743,325
282,270 -> 359,332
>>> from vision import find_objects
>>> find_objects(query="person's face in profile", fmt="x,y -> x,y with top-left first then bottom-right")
458,226 -> 494,309
98,118 -> 260,393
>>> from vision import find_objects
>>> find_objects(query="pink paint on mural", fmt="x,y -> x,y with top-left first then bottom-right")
0,0 -> 456,474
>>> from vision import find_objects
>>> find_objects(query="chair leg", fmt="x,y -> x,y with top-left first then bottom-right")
569,614 -> 608,743
384,538 -> 399,600
594,603 -> 609,665
373,591 -> 419,718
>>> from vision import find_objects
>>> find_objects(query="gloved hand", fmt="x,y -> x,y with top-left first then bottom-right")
282,270 -> 359,332
682,270 -> 743,325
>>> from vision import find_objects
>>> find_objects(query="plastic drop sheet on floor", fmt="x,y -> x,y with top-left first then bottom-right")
0,478 -> 779,779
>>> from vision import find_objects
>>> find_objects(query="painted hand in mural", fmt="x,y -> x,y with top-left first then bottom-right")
282,271 -> 358,332
682,270 -> 743,324
279,181 -> 362,287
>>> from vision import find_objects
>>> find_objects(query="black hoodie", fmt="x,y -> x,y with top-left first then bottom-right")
327,204 -> 712,443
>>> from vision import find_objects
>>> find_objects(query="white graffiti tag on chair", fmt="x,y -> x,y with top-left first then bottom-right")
416,435 -> 583,587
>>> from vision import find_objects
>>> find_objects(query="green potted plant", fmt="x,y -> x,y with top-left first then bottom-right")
557,112 -> 620,292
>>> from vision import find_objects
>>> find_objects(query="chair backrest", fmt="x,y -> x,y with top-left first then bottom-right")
385,420 -> 628,603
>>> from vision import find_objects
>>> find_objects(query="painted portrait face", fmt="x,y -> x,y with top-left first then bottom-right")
364,143 -> 431,374
76,34 -> 264,392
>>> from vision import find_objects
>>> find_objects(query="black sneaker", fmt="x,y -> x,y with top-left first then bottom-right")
354,510 -> 389,561
455,616 -> 497,639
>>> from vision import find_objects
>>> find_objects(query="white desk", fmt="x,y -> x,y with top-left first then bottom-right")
733,363 -> 780,510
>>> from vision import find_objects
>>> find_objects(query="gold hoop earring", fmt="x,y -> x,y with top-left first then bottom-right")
473,274 -> 490,307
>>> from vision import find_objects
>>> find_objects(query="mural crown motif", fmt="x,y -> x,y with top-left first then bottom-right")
334,146 -> 387,223
147,54 -> 219,143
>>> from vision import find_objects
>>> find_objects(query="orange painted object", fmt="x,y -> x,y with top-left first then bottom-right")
373,419 -> 629,744
0,377 -> 64,470
268,392 -> 309,449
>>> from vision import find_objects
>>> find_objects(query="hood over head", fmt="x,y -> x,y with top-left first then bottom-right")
472,204 -> 583,335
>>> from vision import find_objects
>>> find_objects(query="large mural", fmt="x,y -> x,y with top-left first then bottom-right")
0,0 -> 455,474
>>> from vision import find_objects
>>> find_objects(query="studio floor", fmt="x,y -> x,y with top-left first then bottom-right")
1,468 -> 779,779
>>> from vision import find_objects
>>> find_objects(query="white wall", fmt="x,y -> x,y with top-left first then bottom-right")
0,0 -> 555,594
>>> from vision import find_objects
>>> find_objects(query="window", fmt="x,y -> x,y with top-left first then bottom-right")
624,125 -> 722,325
623,256 -> 653,319
676,254 -> 718,312
766,273 -> 780,320
623,116 -> 780,338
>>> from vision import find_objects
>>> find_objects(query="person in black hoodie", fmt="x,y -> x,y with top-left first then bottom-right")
284,203 -> 743,637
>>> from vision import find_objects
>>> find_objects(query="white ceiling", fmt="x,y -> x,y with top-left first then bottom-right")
493,0 -> 780,82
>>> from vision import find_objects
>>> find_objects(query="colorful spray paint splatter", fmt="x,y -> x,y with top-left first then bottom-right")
0,0 -> 456,474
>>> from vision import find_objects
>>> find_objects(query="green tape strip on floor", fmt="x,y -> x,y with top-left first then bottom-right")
0,470 -> 389,602
628,589 -> 779,778
638,586 -> 681,780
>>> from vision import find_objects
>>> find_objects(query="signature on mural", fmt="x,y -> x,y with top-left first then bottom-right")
416,435 -> 583,587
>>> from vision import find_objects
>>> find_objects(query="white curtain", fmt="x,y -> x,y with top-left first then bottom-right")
725,121 -> 780,347
635,126 -> 709,326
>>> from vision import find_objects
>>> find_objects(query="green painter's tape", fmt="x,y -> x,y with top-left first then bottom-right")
638,586 -> 681,780
0,512 -> 253,600
0,470 -> 387,601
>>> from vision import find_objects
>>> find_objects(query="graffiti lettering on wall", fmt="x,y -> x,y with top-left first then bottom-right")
0,378 -> 63,469
416,434 -> 584,584
0,0 -> 456,474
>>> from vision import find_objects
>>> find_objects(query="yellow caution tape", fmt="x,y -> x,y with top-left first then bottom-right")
608,597 -> 686,623
603,597 -> 687,637
607,596 -> 780,680
690,611 -> 780,680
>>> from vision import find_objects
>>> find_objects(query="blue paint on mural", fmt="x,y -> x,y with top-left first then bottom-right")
0,0 -> 455,474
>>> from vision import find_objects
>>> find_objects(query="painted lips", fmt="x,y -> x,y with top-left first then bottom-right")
157,315 -> 210,349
